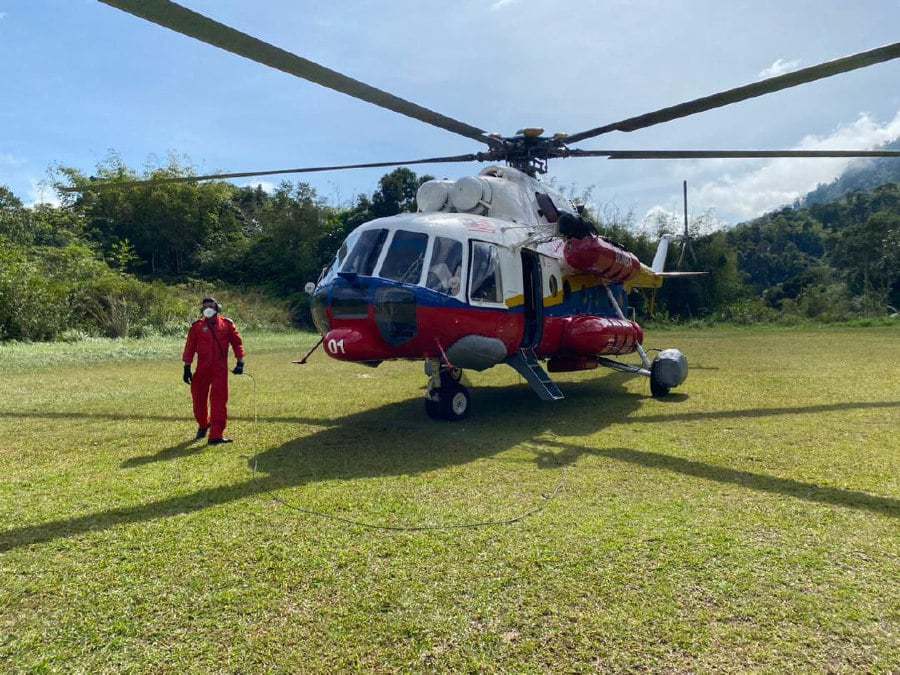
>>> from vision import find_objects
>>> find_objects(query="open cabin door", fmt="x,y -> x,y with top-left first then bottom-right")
521,249 -> 543,349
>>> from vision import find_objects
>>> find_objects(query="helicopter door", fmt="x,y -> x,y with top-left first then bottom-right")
521,249 -> 543,349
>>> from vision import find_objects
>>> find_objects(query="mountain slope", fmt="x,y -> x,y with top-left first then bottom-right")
803,139 -> 900,206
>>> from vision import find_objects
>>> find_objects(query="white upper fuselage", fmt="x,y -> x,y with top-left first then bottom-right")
419,165 -> 578,231
316,166 -> 579,308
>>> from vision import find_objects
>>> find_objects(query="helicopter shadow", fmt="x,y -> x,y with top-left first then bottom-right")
0,377 -> 639,553
2,378 -> 898,553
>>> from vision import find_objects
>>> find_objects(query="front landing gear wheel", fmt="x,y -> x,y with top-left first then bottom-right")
426,384 -> 470,421
650,360 -> 671,398
440,384 -> 470,421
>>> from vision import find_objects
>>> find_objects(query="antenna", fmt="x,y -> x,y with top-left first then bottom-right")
676,179 -> 695,269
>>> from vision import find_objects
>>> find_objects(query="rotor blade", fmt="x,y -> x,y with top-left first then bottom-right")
565,42 -> 900,144
565,149 -> 900,159
99,0 -> 496,146
58,154 -> 481,192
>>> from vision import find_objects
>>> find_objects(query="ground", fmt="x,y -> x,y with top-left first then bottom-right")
1,325 -> 898,672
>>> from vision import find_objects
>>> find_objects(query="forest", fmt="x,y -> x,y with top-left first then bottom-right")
1,156 -> 898,341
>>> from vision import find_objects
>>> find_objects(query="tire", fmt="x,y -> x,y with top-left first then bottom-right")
425,396 -> 442,420
649,360 -> 671,398
439,384 -> 470,421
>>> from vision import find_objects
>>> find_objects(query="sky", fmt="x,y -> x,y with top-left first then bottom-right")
2,0 -> 899,226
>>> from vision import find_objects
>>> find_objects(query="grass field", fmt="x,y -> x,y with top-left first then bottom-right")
1,326 -> 898,672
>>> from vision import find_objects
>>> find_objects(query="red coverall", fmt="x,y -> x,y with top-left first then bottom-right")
182,315 -> 245,441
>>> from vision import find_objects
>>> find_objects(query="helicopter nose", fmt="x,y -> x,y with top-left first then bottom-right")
323,327 -> 391,362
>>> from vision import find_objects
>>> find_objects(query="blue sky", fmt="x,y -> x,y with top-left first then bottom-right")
2,0 -> 899,224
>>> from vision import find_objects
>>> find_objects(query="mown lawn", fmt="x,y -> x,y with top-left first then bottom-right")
1,326 -> 898,672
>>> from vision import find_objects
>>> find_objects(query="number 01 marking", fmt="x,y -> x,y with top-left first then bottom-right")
327,338 -> 346,354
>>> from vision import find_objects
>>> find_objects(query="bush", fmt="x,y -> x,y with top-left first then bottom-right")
718,298 -> 779,325
175,282 -> 292,331
0,239 -> 70,340
0,239 -> 290,341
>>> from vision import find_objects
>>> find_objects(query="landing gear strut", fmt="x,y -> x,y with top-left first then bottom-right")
424,361 -> 470,421
601,284 -> 688,397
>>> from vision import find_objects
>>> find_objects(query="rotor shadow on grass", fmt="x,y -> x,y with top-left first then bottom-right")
535,439 -> 900,518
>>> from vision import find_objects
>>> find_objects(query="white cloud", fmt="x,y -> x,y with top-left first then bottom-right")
687,110 -> 900,223
639,205 -> 679,235
758,58 -> 801,79
242,180 -> 275,193
27,179 -> 62,207
639,203 -> 725,236
0,152 -> 23,166
490,0 -> 519,10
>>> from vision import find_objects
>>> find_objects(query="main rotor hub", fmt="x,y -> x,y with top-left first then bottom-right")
485,132 -> 569,176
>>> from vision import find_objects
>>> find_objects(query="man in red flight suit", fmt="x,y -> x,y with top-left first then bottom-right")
182,297 -> 245,445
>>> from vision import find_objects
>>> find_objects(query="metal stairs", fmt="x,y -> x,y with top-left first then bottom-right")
506,348 -> 564,401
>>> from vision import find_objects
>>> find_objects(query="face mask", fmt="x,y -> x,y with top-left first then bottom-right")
202,307 -> 217,318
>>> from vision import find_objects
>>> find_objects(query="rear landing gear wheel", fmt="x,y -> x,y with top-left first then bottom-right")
650,360 -> 671,398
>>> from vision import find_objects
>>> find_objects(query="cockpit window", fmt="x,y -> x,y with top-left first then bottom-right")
426,236 -> 463,296
379,230 -> 429,284
469,241 -> 503,304
342,228 -> 388,276
336,239 -> 350,266
320,233 -> 354,284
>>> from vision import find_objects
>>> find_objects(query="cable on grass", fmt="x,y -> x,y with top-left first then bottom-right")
239,372 -> 567,532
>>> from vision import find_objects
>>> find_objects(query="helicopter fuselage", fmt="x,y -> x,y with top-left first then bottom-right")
309,167 -> 646,373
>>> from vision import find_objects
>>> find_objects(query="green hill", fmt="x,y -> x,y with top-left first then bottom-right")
803,139 -> 900,207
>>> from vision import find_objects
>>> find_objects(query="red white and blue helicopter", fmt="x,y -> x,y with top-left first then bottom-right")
69,1 -> 900,420
305,165 -> 692,420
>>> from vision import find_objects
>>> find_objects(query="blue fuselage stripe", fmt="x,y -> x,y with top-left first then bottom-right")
325,276 -> 628,319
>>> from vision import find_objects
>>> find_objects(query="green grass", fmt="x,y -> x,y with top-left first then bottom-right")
0,332 -> 303,373
1,326 -> 898,672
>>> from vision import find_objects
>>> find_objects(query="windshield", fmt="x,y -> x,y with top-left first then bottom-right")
425,236 -> 463,296
342,228 -> 388,276
320,232 -> 356,284
379,230 -> 429,284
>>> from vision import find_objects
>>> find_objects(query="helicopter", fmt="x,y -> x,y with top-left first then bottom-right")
66,1 -> 900,420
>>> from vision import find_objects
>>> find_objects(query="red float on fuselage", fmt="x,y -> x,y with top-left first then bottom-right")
563,235 -> 641,283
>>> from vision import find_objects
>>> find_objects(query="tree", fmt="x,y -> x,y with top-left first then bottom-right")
63,158 -> 246,276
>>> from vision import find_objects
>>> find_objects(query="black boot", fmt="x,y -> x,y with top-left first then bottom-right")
208,437 -> 233,446
195,426 -> 209,439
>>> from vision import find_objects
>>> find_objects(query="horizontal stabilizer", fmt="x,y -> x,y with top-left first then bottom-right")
655,271 -> 708,277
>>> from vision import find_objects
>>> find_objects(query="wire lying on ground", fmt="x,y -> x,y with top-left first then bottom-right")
240,372 -> 568,532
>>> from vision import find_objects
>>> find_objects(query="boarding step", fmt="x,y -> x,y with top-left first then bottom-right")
506,348 -> 565,401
